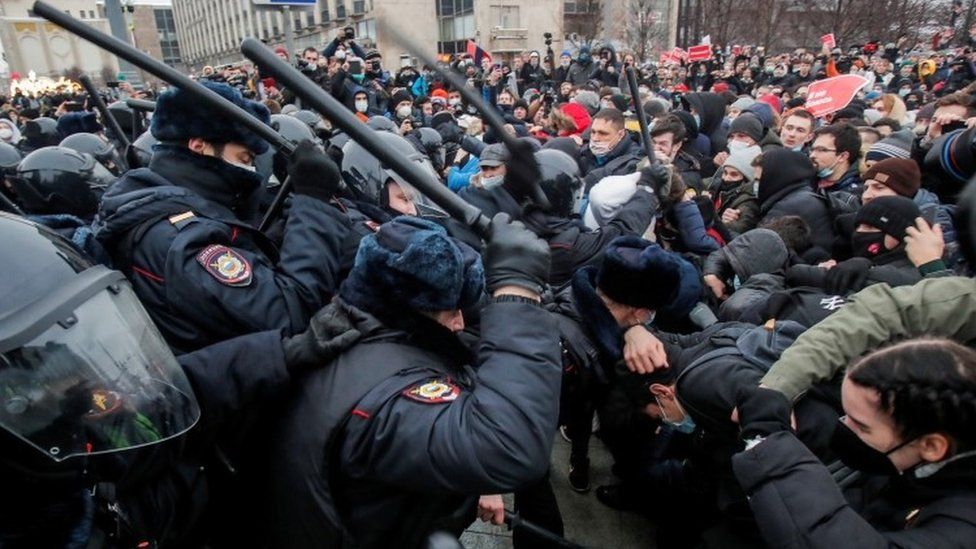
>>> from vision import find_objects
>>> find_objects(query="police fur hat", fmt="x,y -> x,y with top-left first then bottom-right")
339,216 -> 485,316
596,236 -> 683,311
151,81 -> 271,155
57,112 -> 102,138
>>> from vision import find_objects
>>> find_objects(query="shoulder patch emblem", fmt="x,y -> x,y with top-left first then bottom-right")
196,245 -> 253,287
402,378 -> 461,404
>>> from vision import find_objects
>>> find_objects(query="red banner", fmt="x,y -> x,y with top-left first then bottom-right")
687,44 -> 712,62
820,33 -> 836,49
804,74 -> 869,117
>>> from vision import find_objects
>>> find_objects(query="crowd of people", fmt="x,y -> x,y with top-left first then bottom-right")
1,22 -> 976,549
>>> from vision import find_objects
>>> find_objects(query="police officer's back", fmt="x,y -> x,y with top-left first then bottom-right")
264,214 -> 561,548
93,82 -> 350,352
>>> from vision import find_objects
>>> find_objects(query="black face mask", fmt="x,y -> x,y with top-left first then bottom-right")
852,231 -> 887,259
830,419 -> 914,476
721,177 -> 744,188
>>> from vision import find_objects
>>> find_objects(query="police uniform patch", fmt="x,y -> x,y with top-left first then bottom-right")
402,378 -> 461,404
196,245 -> 253,287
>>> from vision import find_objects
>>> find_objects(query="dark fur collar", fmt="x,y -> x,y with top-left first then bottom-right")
571,267 -> 623,364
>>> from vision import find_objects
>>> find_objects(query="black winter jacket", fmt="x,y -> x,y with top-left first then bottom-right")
733,431 -> 976,548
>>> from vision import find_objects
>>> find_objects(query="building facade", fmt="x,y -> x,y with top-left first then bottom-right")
0,0 -> 120,80
171,0 -> 563,70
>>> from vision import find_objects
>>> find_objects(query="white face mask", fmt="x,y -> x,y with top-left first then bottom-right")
561,59 -> 570,68
728,139 -> 750,152
396,105 -> 412,119
355,99 -> 369,113
482,174 -> 505,189
335,49 -> 347,60
589,139 -> 613,157
0,128 -> 12,141
448,97 -> 461,106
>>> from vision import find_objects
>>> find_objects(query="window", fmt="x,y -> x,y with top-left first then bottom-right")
321,8 -> 330,22
336,3 -> 346,19
80,10 -> 87,19
437,0 -> 474,53
353,0 -> 366,14
492,5 -> 519,27
89,10 -> 95,19
355,19 -> 376,39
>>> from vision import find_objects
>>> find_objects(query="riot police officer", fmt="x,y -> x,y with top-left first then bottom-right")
0,212 -> 336,548
92,81 -> 350,352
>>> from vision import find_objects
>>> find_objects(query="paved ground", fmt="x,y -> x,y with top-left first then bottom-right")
460,434 -> 656,548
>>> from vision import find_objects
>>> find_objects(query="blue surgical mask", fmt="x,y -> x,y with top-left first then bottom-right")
692,113 -> 701,128
656,396 -> 697,434
732,274 -> 743,291
817,166 -> 834,178
752,181 -> 759,195
791,144 -> 804,152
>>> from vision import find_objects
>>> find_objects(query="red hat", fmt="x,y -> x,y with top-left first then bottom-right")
758,93 -> 782,114
712,82 -> 730,93
431,88 -> 448,100
559,102 -> 592,135
674,83 -> 689,93
274,45 -> 289,56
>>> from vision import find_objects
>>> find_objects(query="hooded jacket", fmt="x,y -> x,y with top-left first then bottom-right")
93,145 -> 350,352
757,149 -> 835,252
702,229 -> 790,320
681,92 -> 729,156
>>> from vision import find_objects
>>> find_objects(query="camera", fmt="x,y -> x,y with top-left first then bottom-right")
544,32 -> 553,47
344,26 -> 355,40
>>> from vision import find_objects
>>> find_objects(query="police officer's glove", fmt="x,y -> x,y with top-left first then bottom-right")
735,386 -> 793,441
637,164 -> 671,203
282,304 -> 363,373
824,257 -> 872,295
288,139 -> 341,203
503,138 -> 544,205
484,212 -> 550,295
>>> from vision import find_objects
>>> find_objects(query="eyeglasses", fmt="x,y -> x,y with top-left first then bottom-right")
810,146 -> 837,154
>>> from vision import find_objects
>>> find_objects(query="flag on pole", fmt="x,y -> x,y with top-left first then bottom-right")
466,40 -> 493,66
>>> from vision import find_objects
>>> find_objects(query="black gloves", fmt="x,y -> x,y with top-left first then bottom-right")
825,257 -> 872,295
282,303 -> 362,374
503,138 -> 544,205
736,386 -> 793,440
288,140 -> 342,203
637,164 -> 672,203
435,120 -> 465,145
484,213 -> 550,295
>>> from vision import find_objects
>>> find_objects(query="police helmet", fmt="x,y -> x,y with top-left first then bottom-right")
59,132 -> 124,175
270,113 -> 316,146
366,115 -> 398,133
12,147 -> 116,218
127,130 -> 159,169
535,149 -> 583,218
106,101 -> 141,140
416,127 -> 446,174
22,117 -> 60,149
0,213 -> 199,477
341,131 -> 439,204
0,141 -> 22,175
